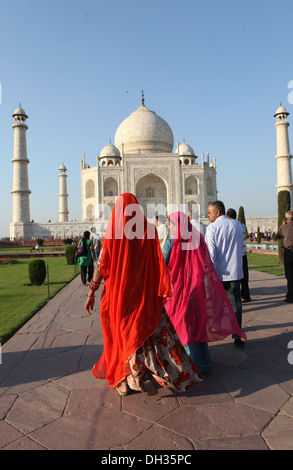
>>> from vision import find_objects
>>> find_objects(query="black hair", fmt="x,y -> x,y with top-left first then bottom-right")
227,208 -> 237,219
81,231 -> 90,255
156,214 -> 166,224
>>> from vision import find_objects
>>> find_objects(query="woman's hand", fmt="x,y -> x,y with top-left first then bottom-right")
85,264 -> 102,315
85,295 -> 95,316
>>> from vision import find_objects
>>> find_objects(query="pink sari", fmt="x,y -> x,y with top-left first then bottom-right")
164,212 -> 247,345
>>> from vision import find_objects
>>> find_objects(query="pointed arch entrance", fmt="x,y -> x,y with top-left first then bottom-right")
135,173 -> 167,218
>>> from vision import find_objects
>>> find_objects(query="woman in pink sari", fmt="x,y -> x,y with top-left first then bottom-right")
163,211 -> 247,374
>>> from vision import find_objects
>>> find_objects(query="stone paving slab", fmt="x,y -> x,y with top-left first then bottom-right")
0,269 -> 293,450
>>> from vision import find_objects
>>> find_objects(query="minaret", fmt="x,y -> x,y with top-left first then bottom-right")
11,105 -> 31,224
58,164 -> 69,222
274,104 -> 293,208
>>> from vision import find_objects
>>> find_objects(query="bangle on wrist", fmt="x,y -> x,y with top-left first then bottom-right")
89,280 -> 101,292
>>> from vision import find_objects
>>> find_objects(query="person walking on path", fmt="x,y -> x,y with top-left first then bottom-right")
90,227 -> 101,260
84,193 -> 203,397
155,215 -> 170,250
76,231 -> 95,285
162,211 -> 246,374
226,208 -> 251,302
205,201 -> 245,347
277,211 -> 293,303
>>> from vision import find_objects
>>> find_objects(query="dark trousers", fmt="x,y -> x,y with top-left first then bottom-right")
222,280 -> 242,338
241,255 -> 251,300
284,249 -> 293,302
80,262 -> 94,285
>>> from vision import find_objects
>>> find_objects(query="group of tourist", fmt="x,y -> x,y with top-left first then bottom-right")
80,193 -> 250,397
248,231 -> 277,243
77,193 -> 292,397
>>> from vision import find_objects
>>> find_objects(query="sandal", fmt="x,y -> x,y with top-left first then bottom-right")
116,381 -> 130,396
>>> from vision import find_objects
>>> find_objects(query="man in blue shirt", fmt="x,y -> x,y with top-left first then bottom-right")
205,201 -> 245,346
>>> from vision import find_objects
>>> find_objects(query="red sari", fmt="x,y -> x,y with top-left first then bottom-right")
92,193 -> 173,388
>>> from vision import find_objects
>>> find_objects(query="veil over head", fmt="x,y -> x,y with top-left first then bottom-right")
92,193 -> 172,387
165,211 -> 246,345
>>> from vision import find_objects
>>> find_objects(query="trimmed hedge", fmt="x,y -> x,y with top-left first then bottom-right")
28,259 -> 46,286
65,244 -> 77,265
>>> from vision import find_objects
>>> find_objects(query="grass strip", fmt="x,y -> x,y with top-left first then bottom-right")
247,252 -> 284,276
0,257 -> 79,344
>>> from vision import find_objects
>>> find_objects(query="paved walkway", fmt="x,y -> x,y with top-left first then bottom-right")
0,270 -> 292,450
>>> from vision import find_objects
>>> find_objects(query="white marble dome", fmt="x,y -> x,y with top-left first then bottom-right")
100,141 -> 121,158
178,141 -> 195,156
114,102 -> 174,154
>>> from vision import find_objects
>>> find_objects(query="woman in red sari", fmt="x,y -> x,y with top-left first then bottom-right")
84,194 -> 203,396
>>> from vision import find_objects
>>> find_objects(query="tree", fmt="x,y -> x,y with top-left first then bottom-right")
237,206 -> 247,237
277,190 -> 291,260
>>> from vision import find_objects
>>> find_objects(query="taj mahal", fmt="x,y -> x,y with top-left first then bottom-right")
9,94 -> 293,240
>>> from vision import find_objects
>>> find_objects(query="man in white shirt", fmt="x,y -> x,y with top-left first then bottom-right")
205,201 -> 245,346
155,215 -> 170,250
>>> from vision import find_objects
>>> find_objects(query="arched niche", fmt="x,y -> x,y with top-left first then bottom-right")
86,204 -> 94,221
86,179 -> 95,198
185,176 -> 198,195
104,177 -> 118,197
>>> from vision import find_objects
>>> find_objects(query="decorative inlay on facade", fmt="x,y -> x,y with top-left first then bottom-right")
134,167 -> 169,182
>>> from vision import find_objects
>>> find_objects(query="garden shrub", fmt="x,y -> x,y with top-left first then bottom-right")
28,259 -> 46,286
65,244 -> 77,265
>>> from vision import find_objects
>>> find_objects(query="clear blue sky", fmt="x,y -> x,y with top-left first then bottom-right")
1,0 -> 293,238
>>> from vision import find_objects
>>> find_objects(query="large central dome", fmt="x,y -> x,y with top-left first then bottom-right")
114,97 -> 174,154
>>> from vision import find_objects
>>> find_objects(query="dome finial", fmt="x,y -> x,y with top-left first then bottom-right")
141,89 -> 145,106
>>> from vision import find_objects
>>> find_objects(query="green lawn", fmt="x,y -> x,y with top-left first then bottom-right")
0,257 -> 79,344
247,252 -> 285,276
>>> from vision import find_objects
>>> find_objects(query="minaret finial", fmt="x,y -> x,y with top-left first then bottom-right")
141,90 -> 144,106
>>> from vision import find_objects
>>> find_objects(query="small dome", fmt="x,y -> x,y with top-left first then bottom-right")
59,163 -> 67,171
100,141 -> 120,158
13,105 -> 28,118
274,105 -> 289,117
178,141 -> 195,157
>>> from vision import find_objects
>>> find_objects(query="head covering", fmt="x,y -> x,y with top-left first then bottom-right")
165,211 -> 246,345
92,193 -> 172,387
